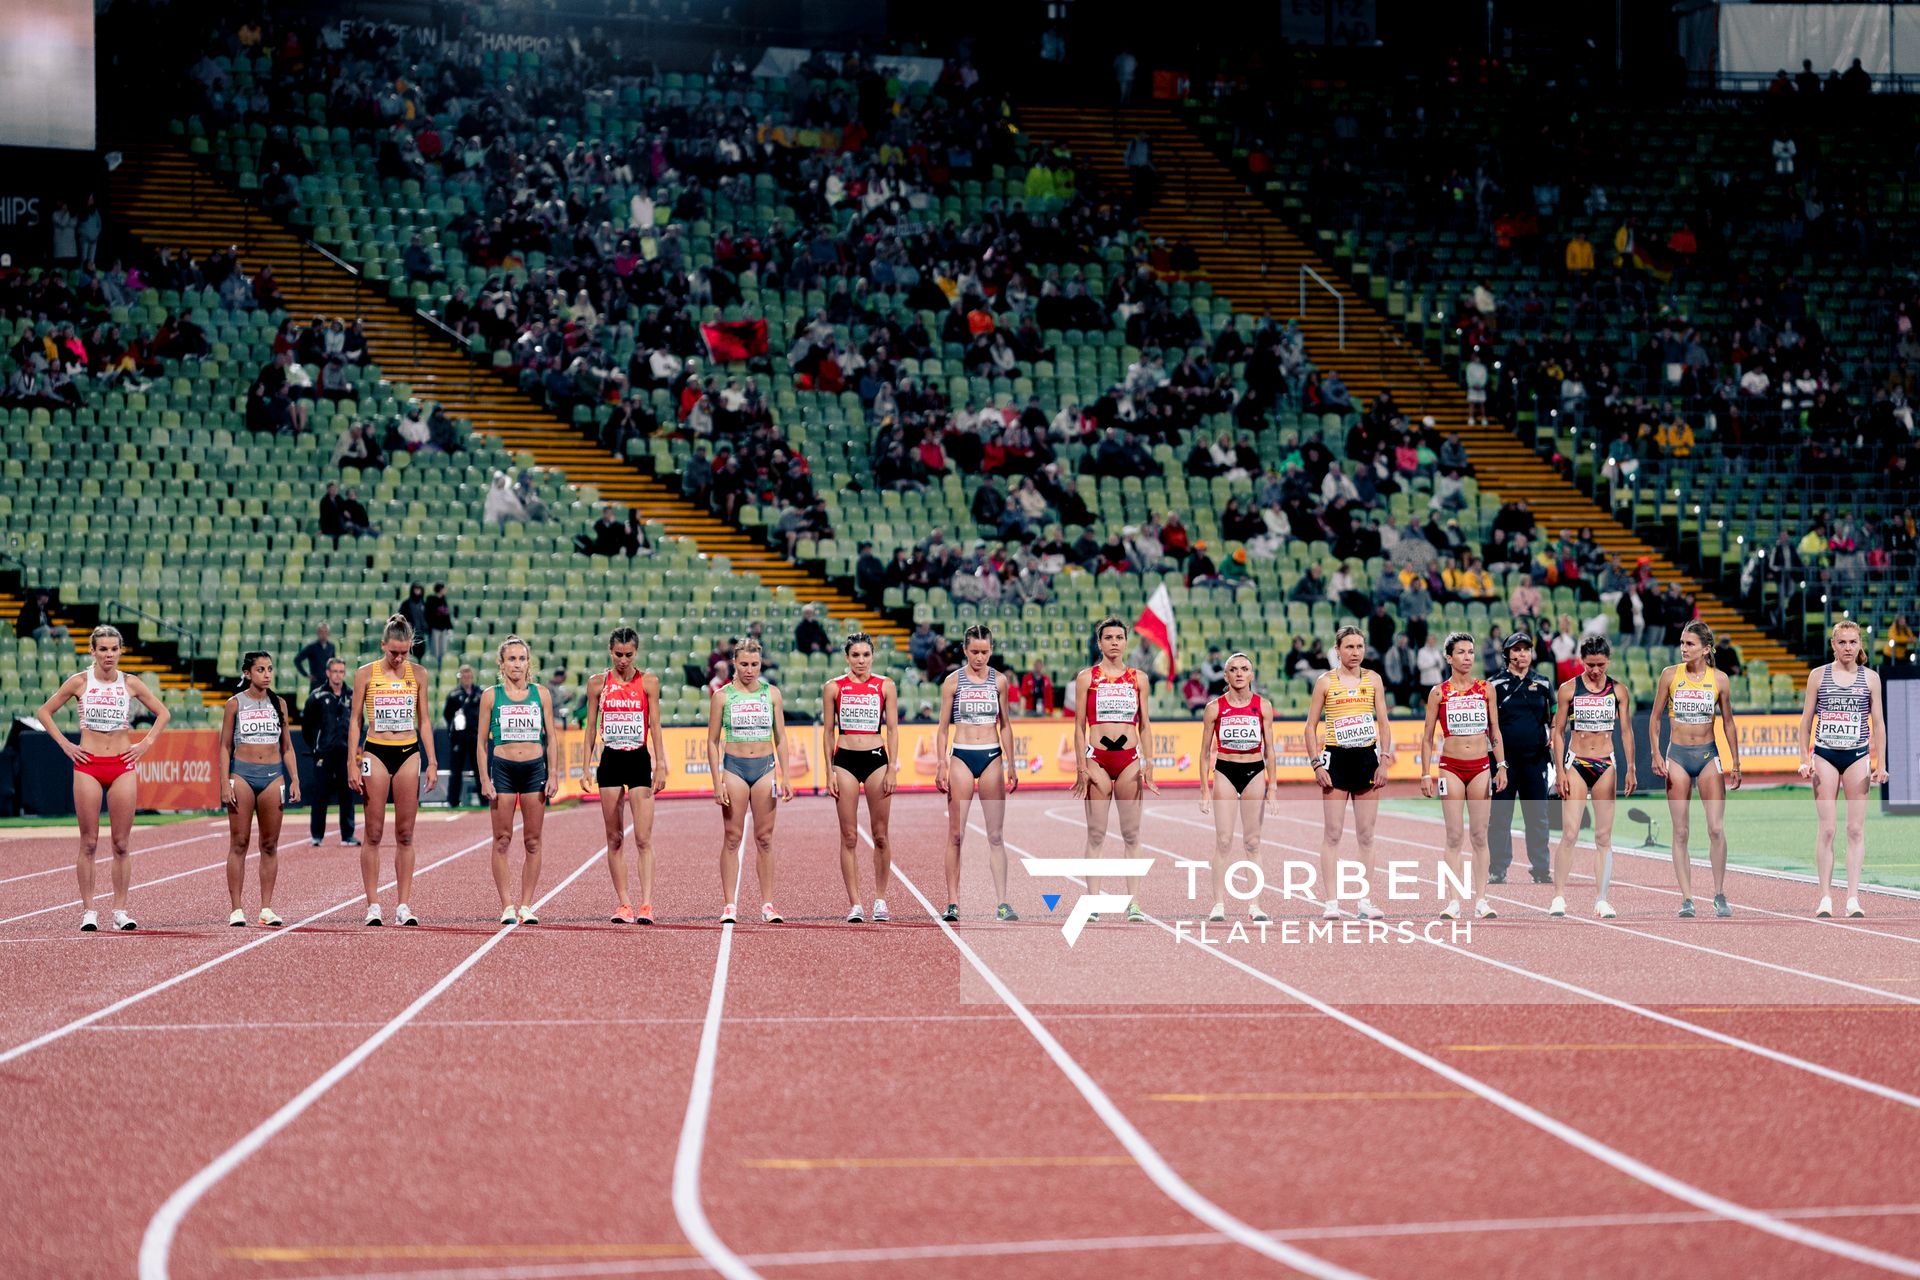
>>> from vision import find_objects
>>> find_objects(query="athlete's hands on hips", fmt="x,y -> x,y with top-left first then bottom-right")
349,755 -> 366,794
60,738 -> 91,764
123,736 -> 154,766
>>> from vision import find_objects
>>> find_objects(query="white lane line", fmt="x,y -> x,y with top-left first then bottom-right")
670,828 -> 761,1280
0,825 -> 239,886
865,826 -> 1372,1279
1337,811 -> 1920,948
241,1202 -> 1920,1280
1130,810 -> 1920,1110
1004,819 -> 1920,1277
137,834 -> 613,1280
0,817 -> 501,1067
80,1010 -> 1327,1032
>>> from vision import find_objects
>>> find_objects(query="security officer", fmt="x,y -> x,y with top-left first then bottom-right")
443,663 -> 485,807
1488,631 -> 1554,883
301,658 -> 358,846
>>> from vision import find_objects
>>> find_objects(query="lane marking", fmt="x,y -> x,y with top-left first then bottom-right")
243,1201 -> 1920,1280
77,1009 -> 1325,1033
1011,818 -> 1920,1276
865,826 -> 1372,1280
1148,1091 -> 1472,1102
1440,1043 -> 1734,1053
0,819 -> 504,1067
1677,1005 -> 1916,1014
1134,809 -> 1920,1110
137,829 -> 613,1280
227,1245 -> 696,1262
669,828 -> 760,1280
744,1155 -> 1135,1170
0,824 -> 256,885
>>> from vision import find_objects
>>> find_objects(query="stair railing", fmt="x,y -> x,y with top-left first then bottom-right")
2,540 -> 198,666
1299,264 -> 1345,349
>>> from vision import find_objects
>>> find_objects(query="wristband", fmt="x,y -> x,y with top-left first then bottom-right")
1315,750 -> 1331,769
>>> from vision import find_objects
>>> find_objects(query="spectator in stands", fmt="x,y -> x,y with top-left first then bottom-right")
332,421 -> 383,470
1399,575 -> 1433,647
1414,631 -> 1445,699
402,234 -> 443,284
1882,614 -> 1915,664
545,667 -> 578,727
424,584 -> 454,663
1564,231 -> 1595,276
294,622 -> 335,690
1509,578 -> 1542,635
909,620 -> 941,672
1289,563 -> 1329,605
575,503 -> 626,557
1384,632 -> 1418,710
1020,660 -> 1057,715
794,604 -> 831,656
482,471 -> 525,527
398,583 -> 429,647
513,471 -> 551,523
1218,546 -> 1252,592
854,541 -> 887,603
15,588 -> 68,643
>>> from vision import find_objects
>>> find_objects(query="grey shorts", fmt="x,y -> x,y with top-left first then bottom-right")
1667,741 -> 1719,780
232,759 -> 286,797
723,753 -> 777,787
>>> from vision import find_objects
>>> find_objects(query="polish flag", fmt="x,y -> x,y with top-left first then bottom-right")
1135,583 -> 1177,677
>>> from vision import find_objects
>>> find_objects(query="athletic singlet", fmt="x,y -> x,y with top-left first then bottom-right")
491,684 -> 547,746
1570,676 -> 1618,735
951,669 -> 1001,725
1320,670 -> 1379,748
1088,666 -> 1141,726
1213,693 -> 1266,753
831,673 -> 885,735
722,681 -> 774,743
597,669 -> 649,750
78,668 -> 130,733
1813,664 -> 1872,749
1438,679 -> 1489,738
1668,667 -> 1718,726
231,691 -> 282,747
363,663 -> 420,745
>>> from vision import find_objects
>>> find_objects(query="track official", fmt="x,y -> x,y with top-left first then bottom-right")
1488,632 -> 1554,882
302,659 -> 357,846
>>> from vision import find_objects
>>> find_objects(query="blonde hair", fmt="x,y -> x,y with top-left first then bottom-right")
382,613 -> 414,645
497,634 -> 531,666
89,624 -> 124,650
1831,620 -> 1863,643
735,637 -> 763,656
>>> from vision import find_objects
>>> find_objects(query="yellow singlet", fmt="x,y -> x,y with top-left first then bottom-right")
1667,667 -> 1718,726
364,664 -> 421,745
1321,670 -> 1380,748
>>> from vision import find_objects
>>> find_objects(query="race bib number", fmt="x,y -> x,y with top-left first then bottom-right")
1816,712 -> 1863,748
235,704 -> 280,746
1670,687 -> 1716,724
1094,682 -> 1138,723
1331,713 -> 1376,748
601,708 -> 644,749
1443,695 -> 1487,736
1571,694 -> 1615,734
498,701 -> 543,743
839,691 -> 882,734
729,698 -> 773,740
371,692 -> 415,738
360,755 -> 372,777
1219,717 -> 1262,751
955,686 -> 998,722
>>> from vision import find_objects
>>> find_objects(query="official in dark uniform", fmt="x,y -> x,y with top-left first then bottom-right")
443,664 -> 484,807
1488,632 -> 1554,883
301,659 -> 358,846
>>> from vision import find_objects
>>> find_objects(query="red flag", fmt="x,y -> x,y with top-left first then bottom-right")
700,318 -> 768,362
1135,583 -> 1177,677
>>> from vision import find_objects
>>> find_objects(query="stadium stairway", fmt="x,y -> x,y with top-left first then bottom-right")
0,581 -> 214,707
1018,104 -> 1803,682
105,138 -> 910,646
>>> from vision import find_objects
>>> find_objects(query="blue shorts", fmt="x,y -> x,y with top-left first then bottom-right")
723,753 -> 777,787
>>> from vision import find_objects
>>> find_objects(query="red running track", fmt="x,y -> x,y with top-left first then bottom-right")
2,789 -> 1917,1278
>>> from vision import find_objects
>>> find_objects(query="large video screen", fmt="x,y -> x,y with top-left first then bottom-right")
0,0 -> 95,151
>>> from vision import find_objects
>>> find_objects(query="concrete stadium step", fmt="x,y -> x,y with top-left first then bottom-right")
107,138 -> 908,643
1018,104 -> 1804,684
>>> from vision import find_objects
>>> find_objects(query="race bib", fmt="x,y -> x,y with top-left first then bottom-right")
453,709 -> 467,733
80,685 -> 129,733
498,701 -> 543,743
601,708 -> 645,749
839,690 -> 882,734
955,685 -> 999,722
235,703 -> 280,746
1443,695 -> 1487,736
1331,713 -> 1377,748
1816,712 -> 1863,748
1571,694 -> 1615,734
1670,686 -> 1716,725
1219,717 -> 1262,751
1093,681 -> 1138,723
371,691 -> 415,738
729,697 -> 773,740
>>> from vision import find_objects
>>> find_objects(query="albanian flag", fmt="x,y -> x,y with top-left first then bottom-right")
700,318 -> 768,363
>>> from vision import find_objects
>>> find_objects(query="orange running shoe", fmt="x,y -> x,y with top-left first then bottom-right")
636,902 -> 655,925
611,903 -> 635,924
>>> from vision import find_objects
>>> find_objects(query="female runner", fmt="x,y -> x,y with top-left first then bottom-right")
1198,652 -> 1278,922
478,635 -> 559,925
707,638 -> 794,923
584,627 -> 667,923
1420,632 -> 1507,921
1072,617 -> 1158,923
36,625 -> 171,931
1304,627 -> 1393,920
217,651 -> 300,926
824,632 -> 900,923
1796,620 -> 1888,918
1549,635 -> 1635,919
934,625 -> 1020,923
1649,621 -> 1741,919
349,614 -> 437,926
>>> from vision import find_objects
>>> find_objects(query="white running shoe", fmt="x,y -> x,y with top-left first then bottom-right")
80,910 -> 98,932
1356,899 -> 1385,921
1815,896 -> 1834,919
1208,902 -> 1227,923
762,902 -> 783,924
1321,899 -> 1343,919
517,906 -> 538,925
501,907 -> 518,926
229,908 -> 247,927
846,903 -> 865,923
872,898 -> 890,922
720,903 -> 737,924
113,909 -> 137,931
1847,897 -> 1865,919
1250,904 -> 1271,922
1549,896 -> 1567,917
1594,900 -> 1617,919
259,908 -> 283,928
1475,899 -> 1497,919
1440,900 -> 1461,921
396,903 -> 418,926
365,903 -> 384,927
